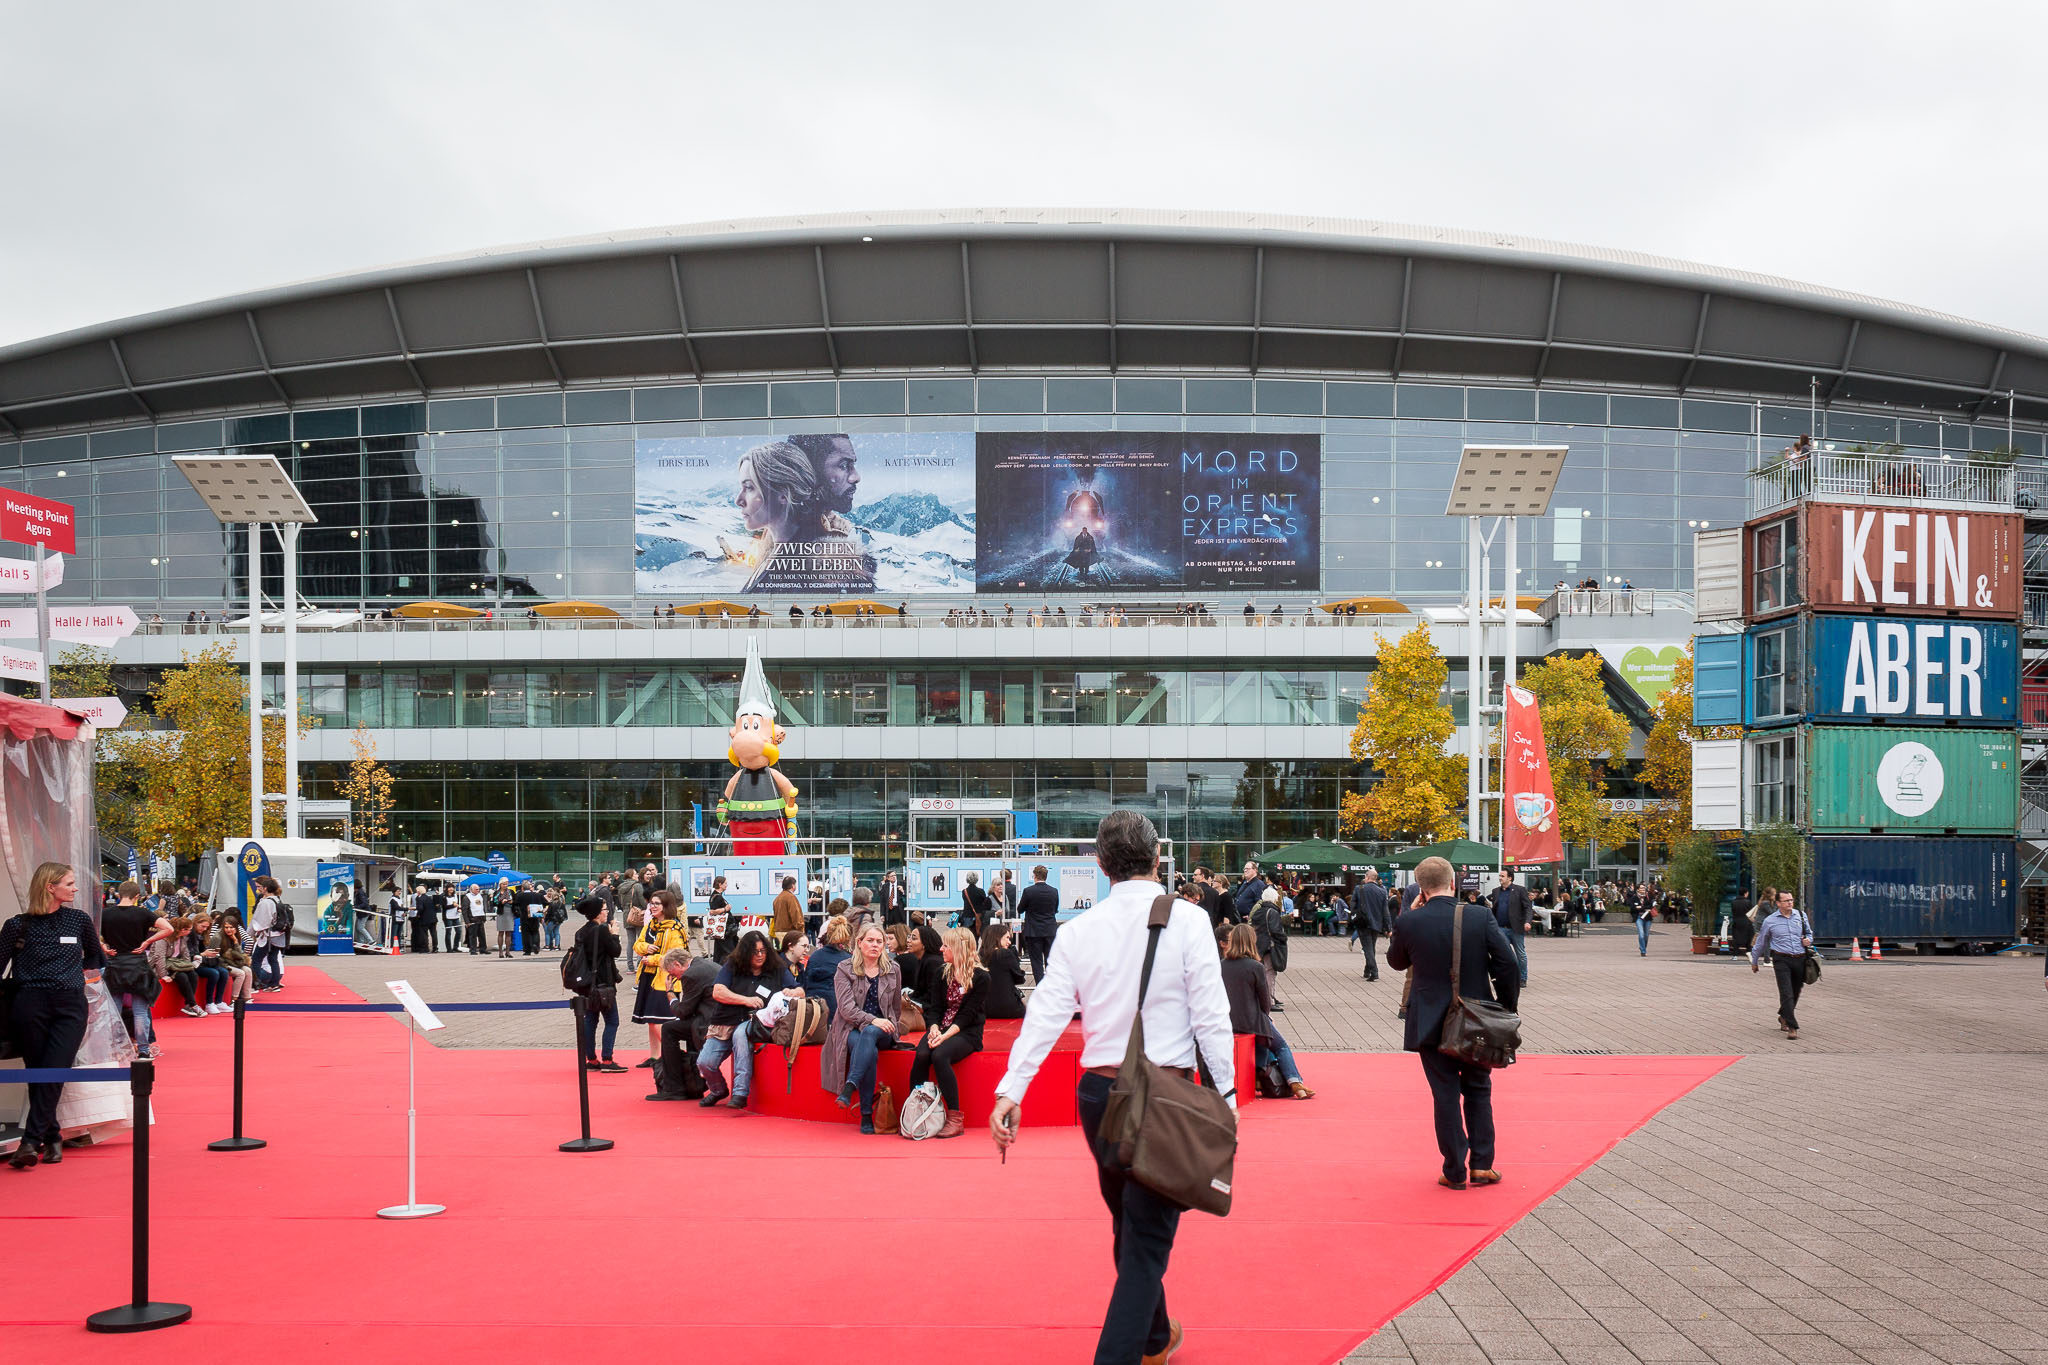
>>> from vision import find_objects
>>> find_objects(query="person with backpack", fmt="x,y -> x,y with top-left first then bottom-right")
1252,885 -> 1289,1012
99,880 -> 173,1057
568,896 -> 627,1072
543,888 -> 568,951
251,877 -> 289,991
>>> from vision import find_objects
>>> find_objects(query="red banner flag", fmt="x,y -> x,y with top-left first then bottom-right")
1502,685 -> 1564,866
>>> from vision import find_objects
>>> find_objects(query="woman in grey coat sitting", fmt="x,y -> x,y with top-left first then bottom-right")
821,921 -> 902,1134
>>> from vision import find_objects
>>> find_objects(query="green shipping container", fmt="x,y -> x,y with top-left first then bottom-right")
1802,726 -> 2017,834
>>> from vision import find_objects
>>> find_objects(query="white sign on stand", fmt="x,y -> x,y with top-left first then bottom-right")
377,979 -> 446,1220
0,608 -> 38,638
52,696 -> 129,727
48,605 -> 139,643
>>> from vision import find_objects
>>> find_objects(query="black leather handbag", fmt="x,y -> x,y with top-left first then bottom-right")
1438,902 -> 1522,1069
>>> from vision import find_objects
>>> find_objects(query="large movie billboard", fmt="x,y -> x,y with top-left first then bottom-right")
975,431 -> 1319,592
634,433 -> 975,596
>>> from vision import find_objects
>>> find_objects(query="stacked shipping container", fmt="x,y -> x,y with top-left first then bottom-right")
1695,500 -> 2021,943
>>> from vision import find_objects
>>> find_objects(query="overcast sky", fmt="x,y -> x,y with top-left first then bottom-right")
4,1 -> 2044,349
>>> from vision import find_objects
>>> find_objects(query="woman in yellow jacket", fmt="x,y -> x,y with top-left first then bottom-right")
632,891 -> 691,1067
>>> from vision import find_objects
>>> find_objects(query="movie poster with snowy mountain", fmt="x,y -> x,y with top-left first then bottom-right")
976,431 -> 1320,592
634,432 -> 975,596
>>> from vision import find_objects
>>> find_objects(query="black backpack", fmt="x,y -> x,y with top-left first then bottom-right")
560,931 -> 597,995
269,898 -> 295,941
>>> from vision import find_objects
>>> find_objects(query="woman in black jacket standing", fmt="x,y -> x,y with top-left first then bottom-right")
571,897 -> 626,1073
979,924 -> 1026,1020
906,927 -> 987,1139
2,862 -> 106,1168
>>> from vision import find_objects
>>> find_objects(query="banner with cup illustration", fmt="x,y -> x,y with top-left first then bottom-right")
1502,685 -> 1564,866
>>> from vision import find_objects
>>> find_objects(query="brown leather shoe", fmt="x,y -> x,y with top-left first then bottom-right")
1141,1318 -> 1183,1364
936,1109 -> 965,1139
1470,1169 -> 1502,1186
1289,1081 -> 1315,1100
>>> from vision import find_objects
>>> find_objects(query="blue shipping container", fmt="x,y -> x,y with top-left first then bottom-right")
1692,633 -> 1743,726
1803,836 -> 2016,941
1745,614 -> 2019,728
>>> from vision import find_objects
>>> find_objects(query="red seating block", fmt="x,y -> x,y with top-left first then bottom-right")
744,1019 -> 1257,1127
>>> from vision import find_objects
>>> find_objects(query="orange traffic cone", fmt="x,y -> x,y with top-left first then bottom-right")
1869,935 -> 1883,961
1849,936 -> 1863,961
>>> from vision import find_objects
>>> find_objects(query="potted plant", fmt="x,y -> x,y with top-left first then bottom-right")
1668,830 -> 1725,954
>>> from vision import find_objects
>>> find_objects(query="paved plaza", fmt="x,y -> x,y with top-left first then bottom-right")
314,922 -> 2048,1365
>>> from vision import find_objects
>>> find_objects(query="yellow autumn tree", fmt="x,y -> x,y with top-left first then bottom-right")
343,724 -> 396,847
52,644 -> 143,847
126,644 -> 314,857
1509,652 -> 1633,849
1340,623 -> 1464,843
1639,643 -> 1739,845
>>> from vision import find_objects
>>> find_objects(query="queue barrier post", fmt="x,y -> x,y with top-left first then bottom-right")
87,1058 -> 194,1333
207,997 -> 266,1152
559,997 -> 614,1153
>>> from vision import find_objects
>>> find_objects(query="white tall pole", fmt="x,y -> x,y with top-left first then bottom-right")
33,544 -> 48,700
248,522 -> 264,838
1502,515 -> 1518,879
1467,515 -> 1484,846
281,523 -> 301,840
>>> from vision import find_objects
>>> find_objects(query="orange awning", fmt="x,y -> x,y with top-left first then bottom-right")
530,600 -> 621,619
822,598 -> 896,616
392,600 -> 484,620
674,600 -> 752,617
1318,596 -> 1410,615
1489,595 -> 1550,611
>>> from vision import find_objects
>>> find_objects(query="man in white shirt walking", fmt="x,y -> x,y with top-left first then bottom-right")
992,810 -> 1236,1365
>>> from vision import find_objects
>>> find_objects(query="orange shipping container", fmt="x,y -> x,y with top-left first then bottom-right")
1745,501 -> 2021,622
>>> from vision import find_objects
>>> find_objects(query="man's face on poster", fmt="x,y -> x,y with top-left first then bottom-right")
814,436 -> 859,513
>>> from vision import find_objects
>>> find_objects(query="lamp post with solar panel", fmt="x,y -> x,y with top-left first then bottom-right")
1443,445 -> 1566,876
172,454 -> 317,839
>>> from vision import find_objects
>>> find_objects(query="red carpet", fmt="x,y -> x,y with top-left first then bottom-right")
6,967 -> 1733,1363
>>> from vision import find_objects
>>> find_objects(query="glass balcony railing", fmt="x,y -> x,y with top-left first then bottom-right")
1749,451 -> 2018,516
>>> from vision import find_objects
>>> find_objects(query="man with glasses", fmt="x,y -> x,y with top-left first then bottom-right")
1750,890 -> 1814,1039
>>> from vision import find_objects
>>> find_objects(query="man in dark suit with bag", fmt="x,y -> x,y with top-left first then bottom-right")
1387,855 -> 1520,1190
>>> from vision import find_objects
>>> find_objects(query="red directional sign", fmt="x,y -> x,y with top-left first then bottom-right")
0,492 -> 76,555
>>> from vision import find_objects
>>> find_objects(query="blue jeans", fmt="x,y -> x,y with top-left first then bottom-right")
543,921 -> 562,950
253,943 -> 283,988
1257,1027 -> 1302,1084
698,1019 -> 755,1097
844,1023 -> 893,1113
1636,916 -> 1651,955
1511,933 -> 1528,986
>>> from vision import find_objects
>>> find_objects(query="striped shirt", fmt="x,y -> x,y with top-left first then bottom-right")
1750,910 -> 1812,964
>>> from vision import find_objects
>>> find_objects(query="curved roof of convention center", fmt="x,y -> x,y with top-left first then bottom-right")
5,207 -> 2046,437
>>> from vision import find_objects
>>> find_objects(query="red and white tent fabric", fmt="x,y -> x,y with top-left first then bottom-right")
0,693 -> 99,924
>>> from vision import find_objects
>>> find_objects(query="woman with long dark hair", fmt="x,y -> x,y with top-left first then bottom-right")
2,862 -> 106,1169
979,923 -> 1026,1020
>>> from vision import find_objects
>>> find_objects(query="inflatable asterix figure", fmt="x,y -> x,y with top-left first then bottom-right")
718,641 -> 797,855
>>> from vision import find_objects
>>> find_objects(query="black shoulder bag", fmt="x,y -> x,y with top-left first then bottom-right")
1439,901 -> 1522,1070
1800,912 -> 1821,986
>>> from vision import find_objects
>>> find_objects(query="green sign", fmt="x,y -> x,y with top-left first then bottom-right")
1619,645 -> 1683,704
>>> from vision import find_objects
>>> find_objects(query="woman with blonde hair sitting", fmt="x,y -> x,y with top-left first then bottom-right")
906,926 -> 988,1140
823,921 -> 901,1133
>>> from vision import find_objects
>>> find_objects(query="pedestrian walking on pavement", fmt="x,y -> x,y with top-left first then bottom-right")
1488,869 -> 1532,986
1350,869 -> 1390,982
1749,890 -> 1814,1039
1386,856 -> 1519,1190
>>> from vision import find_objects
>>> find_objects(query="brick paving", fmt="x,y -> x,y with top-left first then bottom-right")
313,921 -> 2048,1364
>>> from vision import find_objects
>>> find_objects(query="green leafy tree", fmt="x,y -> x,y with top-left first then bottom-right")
1639,643 -> 1739,847
342,724 -> 396,847
1667,830 -> 1726,935
1743,822 -> 1806,902
1340,623 -> 1464,843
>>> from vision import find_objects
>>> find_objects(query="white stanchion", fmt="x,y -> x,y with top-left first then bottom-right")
377,981 -> 445,1220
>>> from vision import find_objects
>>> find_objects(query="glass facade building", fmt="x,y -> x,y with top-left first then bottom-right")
7,211 -> 2043,882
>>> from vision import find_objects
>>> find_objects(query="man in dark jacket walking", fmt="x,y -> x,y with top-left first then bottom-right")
1017,865 -> 1060,982
1233,861 -> 1269,921
1488,869 -> 1533,987
1350,869 -> 1391,982
1387,856 -> 1520,1189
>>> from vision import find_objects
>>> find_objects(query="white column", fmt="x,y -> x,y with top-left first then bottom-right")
1467,516 -> 1484,845
1502,516 -> 1517,878
248,522 -> 264,839
281,522 -> 301,840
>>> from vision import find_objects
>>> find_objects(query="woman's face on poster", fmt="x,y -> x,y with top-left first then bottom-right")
735,458 -> 787,534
